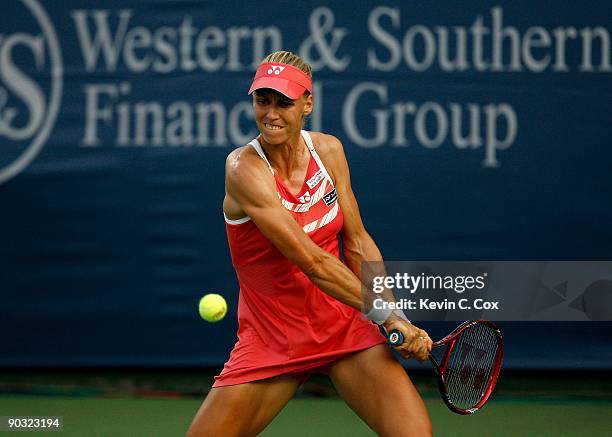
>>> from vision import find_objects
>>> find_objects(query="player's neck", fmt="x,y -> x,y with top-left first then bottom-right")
260,133 -> 308,177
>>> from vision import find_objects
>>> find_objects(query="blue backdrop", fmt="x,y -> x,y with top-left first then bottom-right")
1,0 -> 611,368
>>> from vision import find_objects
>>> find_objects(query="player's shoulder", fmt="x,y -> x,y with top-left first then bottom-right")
308,131 -> 345,162
225,144 -> 271,189
225,145 -> 277,201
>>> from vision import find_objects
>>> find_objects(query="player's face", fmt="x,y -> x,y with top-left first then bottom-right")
253,89 -> 313,144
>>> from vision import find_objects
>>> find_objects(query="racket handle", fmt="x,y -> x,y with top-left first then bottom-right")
388,330 -> 404,346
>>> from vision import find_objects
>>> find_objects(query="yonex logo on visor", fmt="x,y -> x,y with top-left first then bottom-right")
267,65 -> 286,75
248,62 -> 313,99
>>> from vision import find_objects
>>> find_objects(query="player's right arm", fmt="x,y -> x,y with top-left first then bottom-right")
225,146 -> 430,361
224,147 -> 366,311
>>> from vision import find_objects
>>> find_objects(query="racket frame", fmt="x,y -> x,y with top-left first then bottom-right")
389,319 -> 503,415
430,319 -> 503,414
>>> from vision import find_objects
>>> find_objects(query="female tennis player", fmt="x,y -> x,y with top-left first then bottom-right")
187,51 -> 433,437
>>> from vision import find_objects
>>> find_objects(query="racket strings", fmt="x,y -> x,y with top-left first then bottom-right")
445,327 -> 484,408
443,323 -> 499,410
445,325 -> 485,408
459,324 -> 497,408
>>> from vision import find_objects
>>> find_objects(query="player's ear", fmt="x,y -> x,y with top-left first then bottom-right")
303,93 -> 313,117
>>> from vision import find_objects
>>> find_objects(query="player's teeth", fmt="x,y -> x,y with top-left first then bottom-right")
266,124 -> 281,130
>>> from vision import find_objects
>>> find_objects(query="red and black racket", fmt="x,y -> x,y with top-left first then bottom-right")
388,320 -> 503,414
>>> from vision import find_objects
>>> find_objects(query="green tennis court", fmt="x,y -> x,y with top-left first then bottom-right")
1,396 -> 611,436
1,372 -> 610,436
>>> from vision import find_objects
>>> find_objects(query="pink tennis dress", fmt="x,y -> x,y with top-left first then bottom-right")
214,130 -> 386,387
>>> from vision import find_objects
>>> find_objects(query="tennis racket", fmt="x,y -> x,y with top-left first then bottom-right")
388,320 -> 503,415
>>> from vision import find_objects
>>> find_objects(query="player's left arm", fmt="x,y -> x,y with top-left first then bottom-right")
315,133 -> 382,278
318,133 -> 432,358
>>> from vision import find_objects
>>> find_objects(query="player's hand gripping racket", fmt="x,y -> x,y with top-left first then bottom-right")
388,320 -> 503,414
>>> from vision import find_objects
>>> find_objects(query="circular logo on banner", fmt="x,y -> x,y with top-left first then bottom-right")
0,0 -> 63,185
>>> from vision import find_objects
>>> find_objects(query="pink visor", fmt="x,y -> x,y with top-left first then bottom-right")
248,62 -> 312,99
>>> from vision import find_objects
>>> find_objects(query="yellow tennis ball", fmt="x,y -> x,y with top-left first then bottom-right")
198,294 -> 227,322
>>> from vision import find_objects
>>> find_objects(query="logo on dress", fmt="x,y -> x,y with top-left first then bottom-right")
298,191 -> 311,203
306,169 -> 324,189
267,65 -> 285,75
322,189 -> 338,206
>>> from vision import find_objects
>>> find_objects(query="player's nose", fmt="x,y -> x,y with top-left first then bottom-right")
265,105 -> 280,120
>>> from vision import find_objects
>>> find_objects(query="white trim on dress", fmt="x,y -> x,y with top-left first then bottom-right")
223,131 -> 334,224
224,212 -> 251,225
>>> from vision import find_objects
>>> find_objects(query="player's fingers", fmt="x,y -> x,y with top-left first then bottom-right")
418,330 -> 433,352
403,339 -> 426,361
415,344 -> 428,361
399,346 -> 414,360
397,338 -> 417,359
390,325 -> 429,360
415,335 -> 430,361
